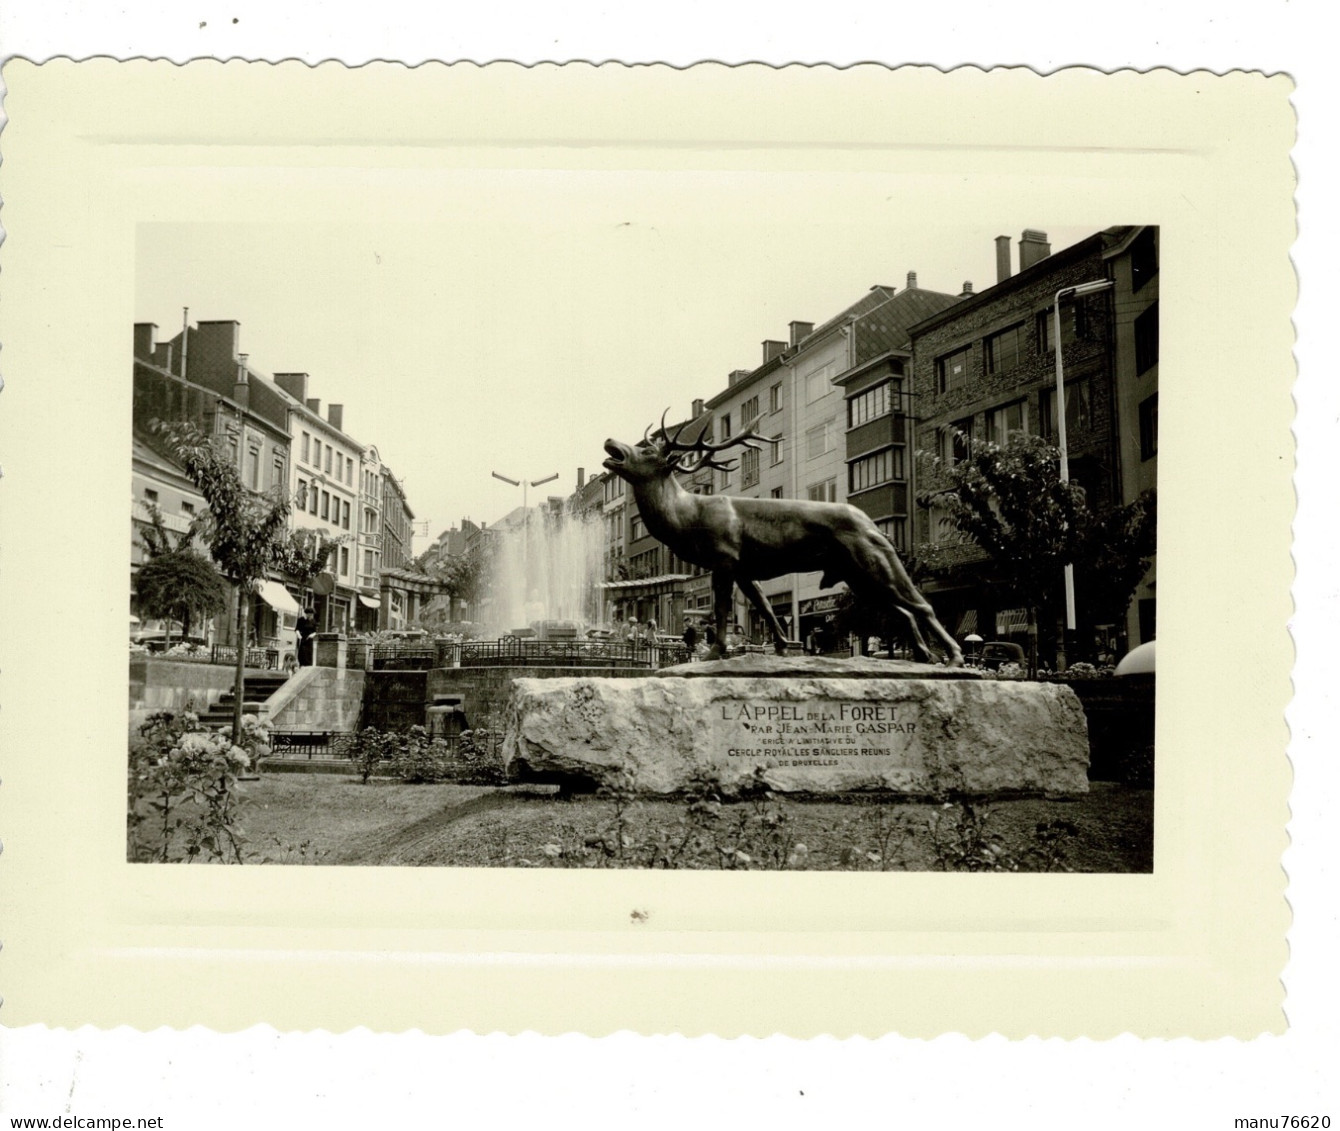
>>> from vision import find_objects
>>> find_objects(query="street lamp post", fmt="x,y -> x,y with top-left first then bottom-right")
1052,278 -> 1114,657
492,469 -> 559,624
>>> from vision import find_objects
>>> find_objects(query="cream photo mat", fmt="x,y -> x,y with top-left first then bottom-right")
0,61 -> 1295,1037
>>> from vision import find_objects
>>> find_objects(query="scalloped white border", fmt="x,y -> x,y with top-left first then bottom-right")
0,60 -> 1296,1050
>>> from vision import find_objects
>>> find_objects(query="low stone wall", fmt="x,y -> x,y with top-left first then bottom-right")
427,666 -> 641,734
267,667 -> 366,733
362,670 -> 430,731
128,657 -> 266,733
1061,676 -> 1155,783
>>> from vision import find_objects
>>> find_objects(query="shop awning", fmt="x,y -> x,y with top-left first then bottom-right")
358,594 -> 382,609
254,580 -> 303,616
995,608 -> 1029,634
956,609 -> 978,635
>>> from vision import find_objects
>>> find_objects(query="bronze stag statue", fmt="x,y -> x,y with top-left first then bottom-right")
603,413 -> 964,666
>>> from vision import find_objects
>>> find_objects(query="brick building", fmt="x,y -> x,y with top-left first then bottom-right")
908,228 -> 1144,662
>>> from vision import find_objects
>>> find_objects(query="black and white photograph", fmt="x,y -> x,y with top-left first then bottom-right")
128,218 -> 1158,873
0,52 -> 1303,1074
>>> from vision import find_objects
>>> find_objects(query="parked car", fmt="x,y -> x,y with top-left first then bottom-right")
978,640 -> 1026,671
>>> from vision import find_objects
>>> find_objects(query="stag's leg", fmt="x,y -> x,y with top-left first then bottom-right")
736,577 -> 790,655
709,569 -> 734,660
841,531 -> 964,666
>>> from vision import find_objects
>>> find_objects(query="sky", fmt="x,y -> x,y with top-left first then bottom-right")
136,212 -> 1097,553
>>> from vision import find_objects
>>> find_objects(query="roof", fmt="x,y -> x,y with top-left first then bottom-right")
705,283 -> 959,409
906,230 -> 1107,339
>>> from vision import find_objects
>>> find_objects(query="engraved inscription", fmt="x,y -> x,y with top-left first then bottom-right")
719,700 -> 918,768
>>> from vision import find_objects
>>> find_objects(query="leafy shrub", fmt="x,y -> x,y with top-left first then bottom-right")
128,708 -> 251,863
334,727 -> 400,783
388,726 -> 455,784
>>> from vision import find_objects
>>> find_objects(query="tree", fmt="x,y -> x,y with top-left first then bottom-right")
154,421 -> 291,742
920,433 -> 1087,675
276,526 -> 347,593
922,433 -> 1156,673
136,501 -> 219,643
135,550 -> 227,643
414,542 -> 488,619
1074,488 -> 1157,638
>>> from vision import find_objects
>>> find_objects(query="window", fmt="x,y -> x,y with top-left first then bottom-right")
720,413 -> 732,439
325,446 -> 333,474
985,400 -> 1028,446
321,491 -> 330,521
247,448 -> 261,490
297,479 -> 308,508
770,486 -> 784,499
340,546 -> 350,576
807,479 -> 837,503
1131,227 -> 1158,293
309,484 -> 319,515
1135,301 -> 1159,375
301,433 -> 311,463
364,549 -> 374,576
273,455 -> 285,489
1038,297 -> 1097,353
741,447 -> 760,488
741,395 -> 759,426
848,382 -> 889,427
985,324 -> 1025,375
770,435 -> 785,466
938,417 -> 974,466
143,488 -> 159,503
849,448 -> 902,493
804,361 -> 837,404
312,438 -> 321,468
806,419 -> 836,459
877,517 -> 908,553
342,500 -> 351,530
770,383 -> 783,413
346,457 -> 354,483
180,501 -> 195,516
1040,380 -> 1092,441
630,515 -> 647,541
1139,394 -> 1158,460
936,346 -> 972,393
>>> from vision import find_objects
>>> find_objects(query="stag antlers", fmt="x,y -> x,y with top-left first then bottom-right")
650,407 -> 776,475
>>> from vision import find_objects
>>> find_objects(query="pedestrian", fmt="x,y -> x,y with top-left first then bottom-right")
682,620 -> 699,653
296,606 -> 317,668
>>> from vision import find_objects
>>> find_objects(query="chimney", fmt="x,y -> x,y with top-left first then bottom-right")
762,340 -> 787,363
728,369 -> 752,386
960,281 -> 975,297
306,398 -> 321,415
134,323 -> 157,361
328,404 -> 344,432
691,397 -> 705,418
1018,229 -> 1051,271
233,356 -> 250,409
576,468 -> 585,489
274,372 -> 309,404
905,271 -> 918,290
995,235 -> 1013,283
788,321 -> 814,348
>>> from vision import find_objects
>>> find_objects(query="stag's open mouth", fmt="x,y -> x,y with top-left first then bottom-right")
602,439 -> 628,471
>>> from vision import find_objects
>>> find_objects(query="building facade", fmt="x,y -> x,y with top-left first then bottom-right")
271,371 -> 364,634
908,229 -> 1125,661
132,320 -> 298,653
1103,225 -> 1159,647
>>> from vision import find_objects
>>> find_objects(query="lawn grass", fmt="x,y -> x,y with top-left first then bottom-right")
235,774 -> 1152,872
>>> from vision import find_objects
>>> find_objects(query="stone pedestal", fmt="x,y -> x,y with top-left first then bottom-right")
501,657 -> 1089,796
314,632 -> 347,671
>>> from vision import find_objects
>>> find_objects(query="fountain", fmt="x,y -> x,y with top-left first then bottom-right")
484,504 -> 606,635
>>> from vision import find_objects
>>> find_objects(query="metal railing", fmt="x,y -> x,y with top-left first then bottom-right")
209,644 -> 279,670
